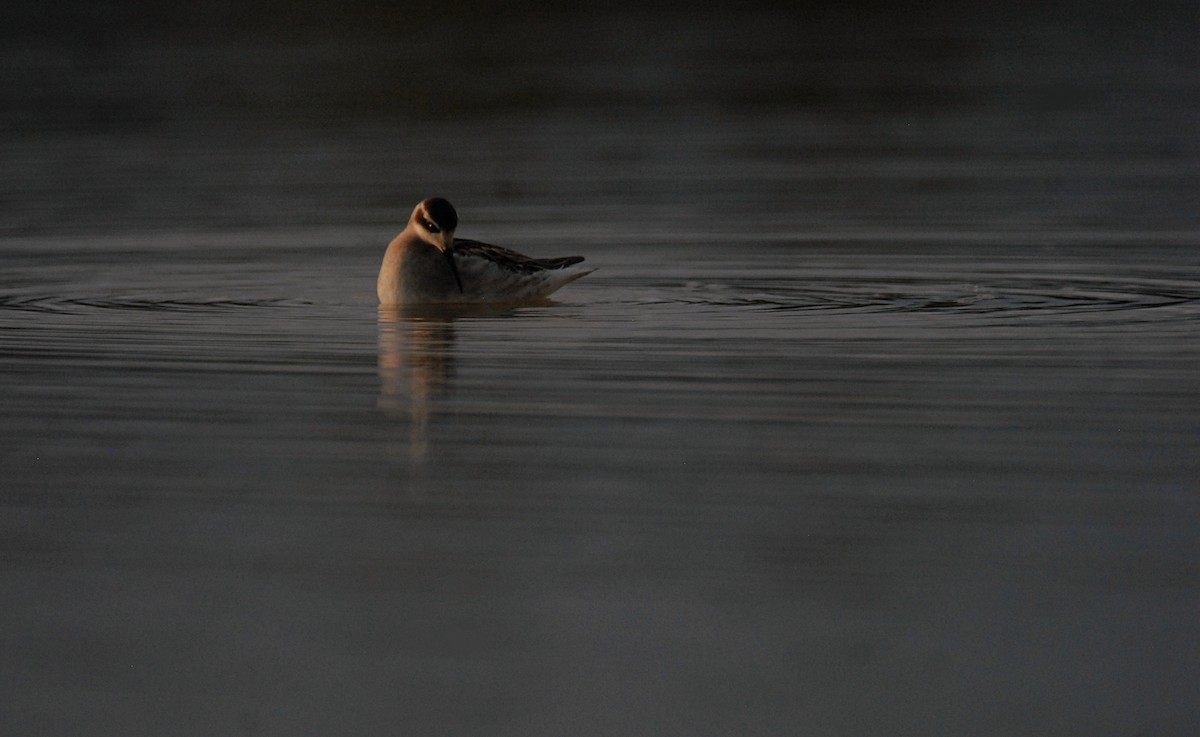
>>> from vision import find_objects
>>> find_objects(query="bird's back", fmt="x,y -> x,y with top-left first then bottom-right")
450,239 -> 593,302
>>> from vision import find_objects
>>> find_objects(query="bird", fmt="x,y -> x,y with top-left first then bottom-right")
377,197 -> 594,305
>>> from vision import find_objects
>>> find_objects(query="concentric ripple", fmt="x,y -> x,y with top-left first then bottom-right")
613,258 -> 1200,326
0,294 -> 313,314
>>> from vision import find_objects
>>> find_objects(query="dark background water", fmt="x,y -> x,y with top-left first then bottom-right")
3,0 -> 1197,237
2,2 -> 1199,735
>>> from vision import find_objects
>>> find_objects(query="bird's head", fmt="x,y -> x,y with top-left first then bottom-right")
410,197 -> 458,252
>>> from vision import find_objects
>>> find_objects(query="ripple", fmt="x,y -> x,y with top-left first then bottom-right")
631,272 -> 1200,323
0,294 -> 313,314
6,259 -> 1199,328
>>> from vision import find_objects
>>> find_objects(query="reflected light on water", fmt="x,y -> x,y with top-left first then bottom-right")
376,303 -> 530,465
376,306 -> 457,463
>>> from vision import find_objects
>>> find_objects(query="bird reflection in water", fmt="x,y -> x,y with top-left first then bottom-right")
376,305 -> 460,463
377,303 -> 523,464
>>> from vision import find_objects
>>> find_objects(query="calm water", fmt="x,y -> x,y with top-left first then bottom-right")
3,3 -> 1199,735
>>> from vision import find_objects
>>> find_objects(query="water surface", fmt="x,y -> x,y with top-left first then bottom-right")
2,3 -> 1199,735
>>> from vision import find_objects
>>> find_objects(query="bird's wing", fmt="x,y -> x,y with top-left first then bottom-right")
450,239 -> 585,275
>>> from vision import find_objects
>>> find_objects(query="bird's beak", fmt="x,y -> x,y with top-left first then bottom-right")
441,230 -> 463,293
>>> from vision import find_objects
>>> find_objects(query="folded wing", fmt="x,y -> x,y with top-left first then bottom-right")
449,239 -> 593,301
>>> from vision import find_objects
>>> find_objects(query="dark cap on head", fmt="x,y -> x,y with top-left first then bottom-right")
423,197 -> 458,232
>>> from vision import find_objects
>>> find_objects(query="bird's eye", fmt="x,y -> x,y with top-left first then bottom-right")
425,220 -> 440,233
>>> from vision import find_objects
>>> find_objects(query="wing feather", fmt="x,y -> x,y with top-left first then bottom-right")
449,239 -> 585,275
443,238 -> 593,301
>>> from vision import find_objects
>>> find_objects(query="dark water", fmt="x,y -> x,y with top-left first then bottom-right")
3,3 -> 1199,735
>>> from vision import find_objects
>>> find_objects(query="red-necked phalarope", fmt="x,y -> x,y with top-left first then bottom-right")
377,197 -> 594,304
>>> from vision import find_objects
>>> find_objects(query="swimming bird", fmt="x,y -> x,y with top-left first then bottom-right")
377,197 -> 593,304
